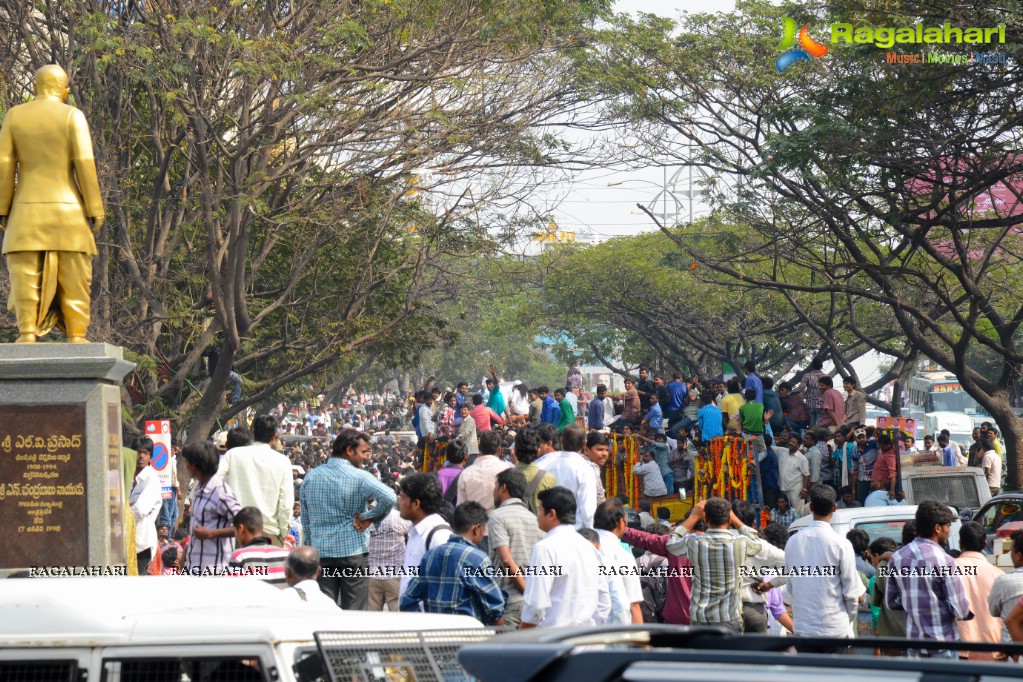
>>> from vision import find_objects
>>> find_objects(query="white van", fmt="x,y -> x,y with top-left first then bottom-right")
787,505 -> 962,551
0,576 -> 496,682
923,411 -> 974,449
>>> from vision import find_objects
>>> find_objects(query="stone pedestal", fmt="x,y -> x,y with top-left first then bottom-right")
0,343 -> 135,573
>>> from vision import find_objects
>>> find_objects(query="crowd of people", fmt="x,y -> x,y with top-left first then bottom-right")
119,361 -> 1022,659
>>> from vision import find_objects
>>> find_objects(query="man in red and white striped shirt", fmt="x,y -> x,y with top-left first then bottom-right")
229,507 -> 289,588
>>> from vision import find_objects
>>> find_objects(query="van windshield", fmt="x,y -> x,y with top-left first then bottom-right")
927,391 -> 988,416
854,521 -> 906,546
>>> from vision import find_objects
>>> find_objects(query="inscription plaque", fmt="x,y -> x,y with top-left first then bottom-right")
0,404 -> 88,567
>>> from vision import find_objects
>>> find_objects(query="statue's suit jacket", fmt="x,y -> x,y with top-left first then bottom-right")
0,97 -> 103,256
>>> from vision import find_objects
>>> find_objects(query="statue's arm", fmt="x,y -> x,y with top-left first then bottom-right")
0,111 -> 15,228
68,108 -> 104,233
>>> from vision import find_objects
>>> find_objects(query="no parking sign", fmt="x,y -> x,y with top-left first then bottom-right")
145,420 -> 174,499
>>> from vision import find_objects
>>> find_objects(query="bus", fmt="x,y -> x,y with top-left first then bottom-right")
907,370 -> 989,423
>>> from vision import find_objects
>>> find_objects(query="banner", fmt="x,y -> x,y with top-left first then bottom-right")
144,420 -> 175,499
877,416 -> 917,453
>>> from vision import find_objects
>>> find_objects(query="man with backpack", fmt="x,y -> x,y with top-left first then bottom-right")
397,473 -> 453,598
622,521 -> 694,624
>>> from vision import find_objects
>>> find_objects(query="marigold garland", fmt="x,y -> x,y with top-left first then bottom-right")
419,439 -> 449,473
604,434 -> 640,508
695,436 -> 764,527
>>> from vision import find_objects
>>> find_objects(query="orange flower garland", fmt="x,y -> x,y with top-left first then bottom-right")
604,434 -> 640,507
696,436 -> 759,508
419,439 -> 449,473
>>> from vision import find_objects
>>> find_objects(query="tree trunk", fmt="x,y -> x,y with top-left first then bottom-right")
889,363 -> 912,418
985,396 -> 1021,490
185,345 -> 234,443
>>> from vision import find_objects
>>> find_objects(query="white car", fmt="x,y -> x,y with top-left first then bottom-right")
787,504 -> 961,551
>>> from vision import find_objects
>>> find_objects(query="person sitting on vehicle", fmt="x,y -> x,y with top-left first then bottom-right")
865,480 -> 906,507
283,546 -> 339,610
632,449 -> 668,499
837,485 -> 862,509
769,493 -> 798,530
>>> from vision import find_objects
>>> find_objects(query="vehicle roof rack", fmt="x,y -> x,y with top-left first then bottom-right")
458,625 -> 1023,682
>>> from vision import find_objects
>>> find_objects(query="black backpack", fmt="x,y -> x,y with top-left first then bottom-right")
638,558 -> 669,623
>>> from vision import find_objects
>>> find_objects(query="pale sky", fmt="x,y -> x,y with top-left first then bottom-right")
538,0 -> 890,387
544,0 -> 738,244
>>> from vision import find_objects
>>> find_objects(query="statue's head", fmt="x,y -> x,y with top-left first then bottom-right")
34,64 -> 69,101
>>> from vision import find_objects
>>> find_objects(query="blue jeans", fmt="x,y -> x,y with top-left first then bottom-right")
856,479 -> 872,505
229,371 -> 243,403
158,495 -> 178,531
785,416 -> 808,437
662,472 -> 674,495
807,408 -> 822,427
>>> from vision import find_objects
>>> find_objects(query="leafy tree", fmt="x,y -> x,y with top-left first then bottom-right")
578,0 -> 1023,483
0,0 -> 608,440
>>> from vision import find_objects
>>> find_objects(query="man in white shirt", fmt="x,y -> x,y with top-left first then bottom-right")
218,414 -> 294,545
579,527 -> 631,625
982,441 -> 1002,496
776,433 -> 810,515
564,386 -> 579,420
534,423 -> 597,528
284,547 -> 340,610
418,393 -> 436,438
130,439 -> 164,575
397,472 -> 453,596
521,487 -> 611,628
593,499 -> 644,623
762,485 -> 864,638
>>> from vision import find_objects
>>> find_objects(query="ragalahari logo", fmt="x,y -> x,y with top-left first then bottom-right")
775,17 -> 829,72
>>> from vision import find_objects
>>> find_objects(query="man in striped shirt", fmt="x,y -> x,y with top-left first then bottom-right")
666,497 -> 762,632
183,440 -> 241,572
229,506 -> 289,588
488,468 -> 544,627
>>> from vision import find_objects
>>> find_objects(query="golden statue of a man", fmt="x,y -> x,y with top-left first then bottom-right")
0,64 -> 104,343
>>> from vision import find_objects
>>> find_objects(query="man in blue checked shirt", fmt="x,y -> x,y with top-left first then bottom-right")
399,501 -> 506,625
300,429 -> 397,610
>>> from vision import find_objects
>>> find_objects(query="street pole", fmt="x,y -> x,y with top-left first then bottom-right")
688,141 -> 693,222
663,164 -> 668,227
